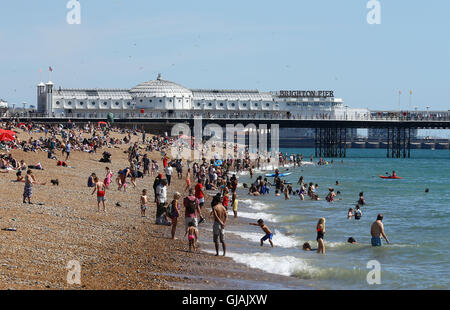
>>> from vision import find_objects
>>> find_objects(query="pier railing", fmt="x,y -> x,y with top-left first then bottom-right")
4,110 -> 450,122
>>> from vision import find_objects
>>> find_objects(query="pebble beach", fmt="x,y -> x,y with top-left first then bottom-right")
0,128 -> 292,290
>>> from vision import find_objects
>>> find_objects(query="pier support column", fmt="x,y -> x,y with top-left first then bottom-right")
314,127 -> 347,158
386,126 -> 411,158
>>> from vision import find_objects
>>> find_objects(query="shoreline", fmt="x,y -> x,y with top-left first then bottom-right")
0,128 -> 300,290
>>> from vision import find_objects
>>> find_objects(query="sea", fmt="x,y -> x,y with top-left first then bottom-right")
199,148 -> 450,290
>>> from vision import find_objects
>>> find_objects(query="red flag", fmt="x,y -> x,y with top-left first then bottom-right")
399,90 -> 402,95
49,66 -> 53,72
39,68 -> 42,73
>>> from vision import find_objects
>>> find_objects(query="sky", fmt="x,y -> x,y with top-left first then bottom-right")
0,0 -> 449,116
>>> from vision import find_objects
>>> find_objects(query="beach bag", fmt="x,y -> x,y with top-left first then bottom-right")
187,198 -> 197,214
167,200 -> 176,217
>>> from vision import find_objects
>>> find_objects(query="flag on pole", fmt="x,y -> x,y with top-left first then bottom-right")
399,90 -> 402,95
49,66 -> 53,72
410,90 -> 413,95
39,68 -> 42,73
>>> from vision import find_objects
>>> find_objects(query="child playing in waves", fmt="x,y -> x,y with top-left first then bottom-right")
140,189 -> 148,217
185,222 -> 198,252
249,219 -> 274,247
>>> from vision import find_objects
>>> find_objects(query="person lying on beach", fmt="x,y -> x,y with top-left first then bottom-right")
249,219 -> 274,247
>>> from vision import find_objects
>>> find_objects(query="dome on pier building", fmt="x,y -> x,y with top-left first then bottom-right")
130,74 -> 193,110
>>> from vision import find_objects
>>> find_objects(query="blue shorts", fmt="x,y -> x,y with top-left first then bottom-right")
371,237 -> 382,246
261,233 -> 273,241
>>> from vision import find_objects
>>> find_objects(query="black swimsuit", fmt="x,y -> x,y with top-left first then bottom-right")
316,229 -> 324,241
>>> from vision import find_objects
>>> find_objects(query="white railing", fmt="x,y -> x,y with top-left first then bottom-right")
4,110 -> 450,122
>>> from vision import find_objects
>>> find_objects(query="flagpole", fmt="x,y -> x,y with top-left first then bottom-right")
409,90 -> 412,112
398,90 -> 401,112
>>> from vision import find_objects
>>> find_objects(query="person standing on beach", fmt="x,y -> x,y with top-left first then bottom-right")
140,189 -> 148,217
23,170 -> 37,204
104,167 -> 113,189
212,194 -> 228,256
371,214 -> 389,246
165,163 -> 173,186
65,141 -> 71,160
231,191 -> 238,218
153,173 -> 162,202
184,189 -> 201,242
143,154 -> 150,176
155,179 -> 168,223
195,179 -> 206,224
316,218 -> 326,254
184,168 -> 192,192
168,192 -> 181,239
92,176 -> 107,212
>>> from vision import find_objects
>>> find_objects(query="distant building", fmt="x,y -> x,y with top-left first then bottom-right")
280,128 -> 358,139
368,128 -> 418,140
36,74 -> 369,120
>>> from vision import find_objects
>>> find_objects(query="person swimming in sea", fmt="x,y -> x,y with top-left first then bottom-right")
347,237 -> 357,244
358,192 -> 366,205
348,208 -> 354,219
326,188 -> 336,202
302,242 -> 317,251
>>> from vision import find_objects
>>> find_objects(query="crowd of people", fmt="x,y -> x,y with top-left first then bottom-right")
1,119 -> 390,259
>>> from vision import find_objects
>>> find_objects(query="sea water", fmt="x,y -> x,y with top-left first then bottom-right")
201,148 -> 450,290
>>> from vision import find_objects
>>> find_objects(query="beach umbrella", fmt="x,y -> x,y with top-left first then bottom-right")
214,159 -> 223,166
17,123 -> 26,128
0,129 -> 16,135
0,132 -> 16,142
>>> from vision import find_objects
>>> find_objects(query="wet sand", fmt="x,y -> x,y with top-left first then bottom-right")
0,129 -> 299,290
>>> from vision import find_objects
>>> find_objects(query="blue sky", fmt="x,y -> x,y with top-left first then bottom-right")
0,0 -> 449,113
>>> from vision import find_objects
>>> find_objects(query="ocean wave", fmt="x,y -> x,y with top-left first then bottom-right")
240,199 -> 271,210
222,251 -> 312,277
230,210 -> 279,223
228,229 -> 300,248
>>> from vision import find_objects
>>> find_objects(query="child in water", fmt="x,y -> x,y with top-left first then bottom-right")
249,219 -> 274,247
185,221 -> 198,252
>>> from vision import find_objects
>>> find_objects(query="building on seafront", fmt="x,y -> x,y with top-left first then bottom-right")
36,73 -> 369,122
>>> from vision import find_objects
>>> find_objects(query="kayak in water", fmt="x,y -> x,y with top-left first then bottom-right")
379,175 -> 403,179
265,172 -> 292,177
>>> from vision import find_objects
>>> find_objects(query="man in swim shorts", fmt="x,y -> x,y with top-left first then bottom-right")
371,214 -> 389,246
212,195 -> 228,256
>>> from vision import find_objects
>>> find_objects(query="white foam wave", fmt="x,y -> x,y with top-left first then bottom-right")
240,199 -> 271,210
228,229 -> 300,248
230,210 -> 279,223
203,249 -> 312,277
